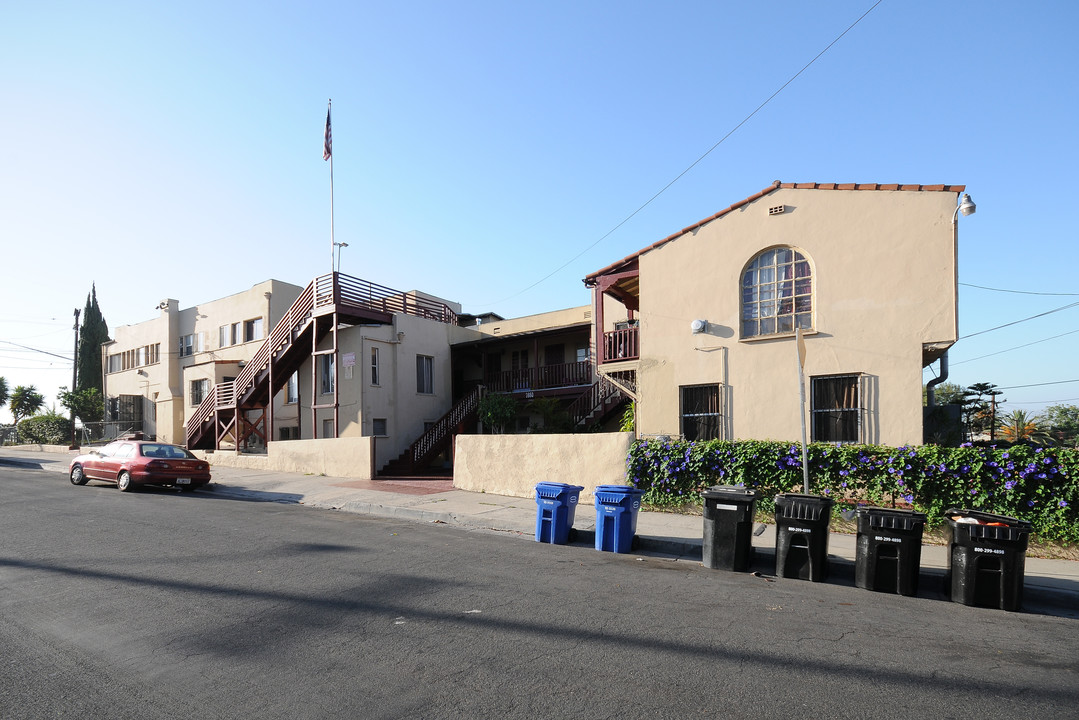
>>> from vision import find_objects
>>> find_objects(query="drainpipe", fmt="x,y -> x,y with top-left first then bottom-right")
925,352 -> 949,407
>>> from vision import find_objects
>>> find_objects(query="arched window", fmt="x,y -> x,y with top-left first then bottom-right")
741,247 -> 812,338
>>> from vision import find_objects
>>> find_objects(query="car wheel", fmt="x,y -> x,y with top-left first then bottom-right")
117,471 -> 134,492
70,464 -> 88,486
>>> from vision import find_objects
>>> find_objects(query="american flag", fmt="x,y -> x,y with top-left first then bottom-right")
323,103 -> 332,161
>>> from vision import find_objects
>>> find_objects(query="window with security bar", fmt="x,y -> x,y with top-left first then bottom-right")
680,384 -> 721,441
811,374 -> 861,443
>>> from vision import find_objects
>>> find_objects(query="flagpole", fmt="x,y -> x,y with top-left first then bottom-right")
324,99 -> 335,272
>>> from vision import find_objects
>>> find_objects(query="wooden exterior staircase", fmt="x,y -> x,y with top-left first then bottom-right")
378,386 -> 484,476
567,376 -> 629,429
185,272 -> 457,452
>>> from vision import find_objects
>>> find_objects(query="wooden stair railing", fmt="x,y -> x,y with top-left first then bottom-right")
567,376 -> 628,428
186,273 -> 460,450
186,280 -> 317,448
381,386 -> 484,475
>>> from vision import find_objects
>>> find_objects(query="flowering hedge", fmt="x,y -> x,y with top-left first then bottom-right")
625,439 -> 1079,544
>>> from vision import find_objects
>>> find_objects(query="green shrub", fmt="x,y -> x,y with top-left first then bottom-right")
17,413 -> 73,445
626,439 -> 1079,543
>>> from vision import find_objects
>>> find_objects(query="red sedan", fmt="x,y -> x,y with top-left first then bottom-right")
69,440 -> 212,492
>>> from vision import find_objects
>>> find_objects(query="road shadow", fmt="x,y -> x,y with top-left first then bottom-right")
75,480 -> 305,506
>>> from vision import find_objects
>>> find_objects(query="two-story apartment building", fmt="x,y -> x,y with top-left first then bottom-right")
584,181 -> 967,447
102,279 -> 305,444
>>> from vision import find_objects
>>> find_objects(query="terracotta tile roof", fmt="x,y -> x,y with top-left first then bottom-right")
583,181 -> 966,284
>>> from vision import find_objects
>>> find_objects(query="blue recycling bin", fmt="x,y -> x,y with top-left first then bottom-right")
534,482 -> 584,544
594,485 -> 644,553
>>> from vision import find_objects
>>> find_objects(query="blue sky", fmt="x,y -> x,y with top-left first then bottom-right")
1,1 -> 1077,425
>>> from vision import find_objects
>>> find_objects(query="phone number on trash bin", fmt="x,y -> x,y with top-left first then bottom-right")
874,535 -> 903,543
974,547 -> 1006,555
789,527 -> 813,534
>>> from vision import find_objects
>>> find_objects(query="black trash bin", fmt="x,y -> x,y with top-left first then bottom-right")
702,486 -> 759,572
944,508 -> 1031,611
774,493 -> 833,581
855,507 -> 926,596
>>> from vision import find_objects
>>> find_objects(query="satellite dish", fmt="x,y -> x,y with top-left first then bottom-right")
691,319 -> 707,334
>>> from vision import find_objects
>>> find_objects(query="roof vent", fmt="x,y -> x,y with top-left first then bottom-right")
769,205 -> 786,216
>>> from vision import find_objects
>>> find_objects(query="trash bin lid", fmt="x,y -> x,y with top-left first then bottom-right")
774,492 -> 835,506
855,506 -> 926,519
535,482 -> 584,491
855,506 -> 926,531
702,485 -> 759,501
944,508 -> 1031,529
593,484 -> 642,494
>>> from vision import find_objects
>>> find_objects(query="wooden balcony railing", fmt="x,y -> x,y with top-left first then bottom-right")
318,272 -> 458,325
601,327 -> 639,363
484,361 -> 592,393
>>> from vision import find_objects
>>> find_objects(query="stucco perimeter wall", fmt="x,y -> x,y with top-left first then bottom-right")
454,432 -> 634,499
194,436 -> 375,479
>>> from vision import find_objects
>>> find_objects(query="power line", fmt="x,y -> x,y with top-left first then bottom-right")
0,340 -> 73,362
997,379 -> 1079,390
951,328 -> 1079,365
1010,398 -> 1079,405
959,300 -> 1079,340
960,282 -> 1079,297
475,0 -> 885,307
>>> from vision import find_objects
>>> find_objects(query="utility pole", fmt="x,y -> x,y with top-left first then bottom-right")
69,308 -> 80,449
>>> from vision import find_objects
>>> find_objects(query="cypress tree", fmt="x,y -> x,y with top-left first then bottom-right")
76,284 -> 110,394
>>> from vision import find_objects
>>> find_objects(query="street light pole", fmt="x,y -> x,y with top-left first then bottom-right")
69,308 -> 80,449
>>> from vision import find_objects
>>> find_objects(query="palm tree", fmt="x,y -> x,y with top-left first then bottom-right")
997,409 -> 1050,445
9,385 -> 45,426
0,376 -> 9,409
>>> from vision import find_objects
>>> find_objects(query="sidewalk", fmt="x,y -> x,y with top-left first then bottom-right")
4,446 -> 1077,615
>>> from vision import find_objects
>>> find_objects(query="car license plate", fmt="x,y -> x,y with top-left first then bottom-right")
176,478 -> 191,485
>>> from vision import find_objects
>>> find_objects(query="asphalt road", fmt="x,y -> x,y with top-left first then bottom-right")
2,465 -> 1077,719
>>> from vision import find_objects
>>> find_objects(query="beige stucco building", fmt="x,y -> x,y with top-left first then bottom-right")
101,181 -> 967,480
585,181 -> 966,447
103,279 -> 304,444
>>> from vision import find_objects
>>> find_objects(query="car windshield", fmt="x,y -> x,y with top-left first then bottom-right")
98,442 -> 122,457
139,444 -> 194,460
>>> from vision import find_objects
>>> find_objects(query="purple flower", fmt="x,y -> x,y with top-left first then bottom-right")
903,494 -> 913,504
1060,500 -> 1070,508
1004,480 -> 1017,491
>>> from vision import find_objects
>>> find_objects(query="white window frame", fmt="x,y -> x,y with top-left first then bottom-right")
416,355 -> 434,395
680,384 -> 722,441
319,354 -> 335,395
811,374 -> 862,443
244,317 -> 264,343
286,372 -> 299,404
741,247 -> 813,339
190,378 -> 209,406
